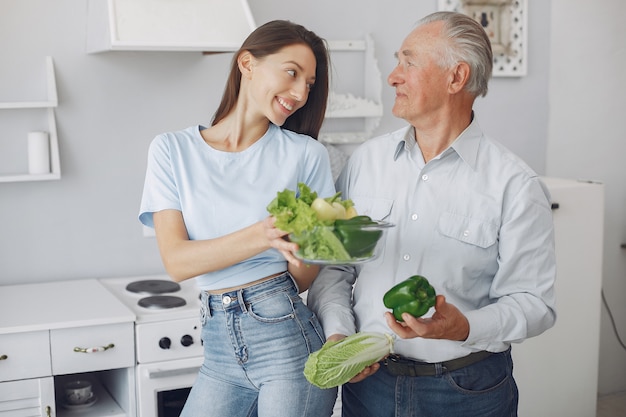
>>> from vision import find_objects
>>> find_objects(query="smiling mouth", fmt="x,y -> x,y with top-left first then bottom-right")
277,97 -> 294,112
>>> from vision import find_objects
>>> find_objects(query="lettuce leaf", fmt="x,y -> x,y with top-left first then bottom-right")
304,332 -> 394,389
267,183 -> 352,260
266,183 -> 324,235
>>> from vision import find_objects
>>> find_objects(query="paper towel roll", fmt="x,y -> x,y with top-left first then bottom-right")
28,131 -> 50,175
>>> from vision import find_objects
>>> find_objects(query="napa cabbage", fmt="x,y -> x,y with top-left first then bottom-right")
304,332 -> 394,389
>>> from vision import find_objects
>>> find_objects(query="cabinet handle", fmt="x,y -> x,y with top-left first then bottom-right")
0,354 -> 7,360
73,343 -> 115,353
45,405 -> 52,416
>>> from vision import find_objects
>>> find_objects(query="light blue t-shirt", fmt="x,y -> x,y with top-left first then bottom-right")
139,124 -> 335,290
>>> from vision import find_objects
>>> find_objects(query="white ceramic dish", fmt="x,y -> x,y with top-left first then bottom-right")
61,395 -> 98,410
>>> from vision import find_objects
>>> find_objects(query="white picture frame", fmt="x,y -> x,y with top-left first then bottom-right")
438,0 -> 528,77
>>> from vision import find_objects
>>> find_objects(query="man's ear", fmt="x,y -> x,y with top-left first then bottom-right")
238,51 -> 254,79
449,61 -> 470,94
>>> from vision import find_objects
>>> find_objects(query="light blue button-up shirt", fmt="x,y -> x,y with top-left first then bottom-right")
308,118 -> 557,362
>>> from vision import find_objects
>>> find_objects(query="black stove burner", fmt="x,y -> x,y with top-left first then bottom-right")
126,279 -> 181,295
137,295 -> 187,310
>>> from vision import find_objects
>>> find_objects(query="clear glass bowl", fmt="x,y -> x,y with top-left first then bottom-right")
289,220 -> 394,265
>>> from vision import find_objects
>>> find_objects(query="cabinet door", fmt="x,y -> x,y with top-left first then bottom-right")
0,377 -> 55,416
50,323 -> 134,375
0,331 -> 51,382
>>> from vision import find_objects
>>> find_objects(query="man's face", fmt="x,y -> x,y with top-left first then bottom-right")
387,21 -> 452,125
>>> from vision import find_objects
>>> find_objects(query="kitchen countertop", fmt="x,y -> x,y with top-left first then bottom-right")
0,279 -> 135,334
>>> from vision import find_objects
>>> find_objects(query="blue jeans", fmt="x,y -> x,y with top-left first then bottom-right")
342,348 -> 518,417
180,273 -> 337,417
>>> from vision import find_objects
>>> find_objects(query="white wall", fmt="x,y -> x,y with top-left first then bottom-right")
2,0 -> 623,396
547,0 -> 626,395
0,0 -> 551,281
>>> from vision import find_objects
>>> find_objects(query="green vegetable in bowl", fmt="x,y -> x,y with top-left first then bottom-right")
383,275 -> 436,321
266,183 -> 322,235
304,332 -> 394,389
334,215 -> 383,258
289,226 -> 352,261
266,183 -> 358,261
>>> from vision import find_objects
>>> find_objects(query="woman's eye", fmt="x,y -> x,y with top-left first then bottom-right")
287,69 -> 296,77
306,83 -> 314,90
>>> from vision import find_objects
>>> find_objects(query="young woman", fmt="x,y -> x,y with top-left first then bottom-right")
139,20 -> 337,417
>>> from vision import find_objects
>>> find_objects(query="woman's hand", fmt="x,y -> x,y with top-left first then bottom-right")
263,216 -> 302,267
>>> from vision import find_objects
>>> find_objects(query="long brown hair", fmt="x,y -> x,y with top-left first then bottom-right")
211,20 -> 330,139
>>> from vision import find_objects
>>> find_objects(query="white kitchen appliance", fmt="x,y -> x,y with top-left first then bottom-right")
99,275 -> 204,417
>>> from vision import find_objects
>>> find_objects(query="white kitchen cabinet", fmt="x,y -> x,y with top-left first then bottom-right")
512,177 -> 604,417
0,331 -> 51,382
0,279 -> 136,417
86,0 -> 256,53
0,56 -> 61,183
51,323 -> 134,376
0,377 -> 54,416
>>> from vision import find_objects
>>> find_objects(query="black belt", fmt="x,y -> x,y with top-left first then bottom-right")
382,350 -> 493,377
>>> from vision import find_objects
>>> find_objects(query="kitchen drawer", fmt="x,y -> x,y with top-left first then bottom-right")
0,331 -> 51,382
50,322 -> 134,375
0,377 -> 55,416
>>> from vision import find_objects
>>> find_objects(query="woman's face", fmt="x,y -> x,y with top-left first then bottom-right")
244,43 -> 317,126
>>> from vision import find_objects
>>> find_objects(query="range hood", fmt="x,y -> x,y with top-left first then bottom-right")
86,0 -> 257,53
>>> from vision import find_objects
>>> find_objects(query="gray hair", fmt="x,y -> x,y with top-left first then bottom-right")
418,11 -> 493,97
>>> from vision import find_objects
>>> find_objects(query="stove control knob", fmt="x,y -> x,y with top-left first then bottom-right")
159,337 -> 172,350
181,335 -> 194,347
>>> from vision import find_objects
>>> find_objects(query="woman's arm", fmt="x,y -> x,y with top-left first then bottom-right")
153,209 -> 300,282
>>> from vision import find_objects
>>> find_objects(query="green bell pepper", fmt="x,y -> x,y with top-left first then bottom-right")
383,275 -> 436,321
333,215 -> 383,258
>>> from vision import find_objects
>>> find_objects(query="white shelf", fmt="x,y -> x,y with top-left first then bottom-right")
56,376 -> 129,417
0,56 -> 61,183
321,35 -> 383,144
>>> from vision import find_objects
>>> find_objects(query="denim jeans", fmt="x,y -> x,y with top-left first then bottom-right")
180,273 -> 337,417
342,348 -> 518,417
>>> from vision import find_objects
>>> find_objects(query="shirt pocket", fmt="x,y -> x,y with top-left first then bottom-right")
436,212 -> 499,284
437,211 -> 498,249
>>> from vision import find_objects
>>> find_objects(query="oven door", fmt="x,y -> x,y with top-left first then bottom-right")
136,356 -> 202,417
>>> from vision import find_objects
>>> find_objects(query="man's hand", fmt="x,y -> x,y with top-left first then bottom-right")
385,295 -> 470,341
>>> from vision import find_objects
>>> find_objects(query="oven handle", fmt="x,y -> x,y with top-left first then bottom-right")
147,366 -> 200,379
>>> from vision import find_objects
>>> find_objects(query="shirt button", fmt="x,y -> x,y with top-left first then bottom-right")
411,213 -> 418,220
222,295 -> 232,304
421,174 -> 429,181
402,254 -> 410,261
463,230 -> 470,237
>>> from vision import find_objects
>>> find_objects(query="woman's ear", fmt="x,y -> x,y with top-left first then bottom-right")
238,51 -> 254,80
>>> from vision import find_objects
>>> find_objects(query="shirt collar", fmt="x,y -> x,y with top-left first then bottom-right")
393,114 -> 483,170
448,116 -> 482,171
393,126 -> 416,161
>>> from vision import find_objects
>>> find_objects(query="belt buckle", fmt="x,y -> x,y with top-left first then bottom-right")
385,353 -> 402,365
